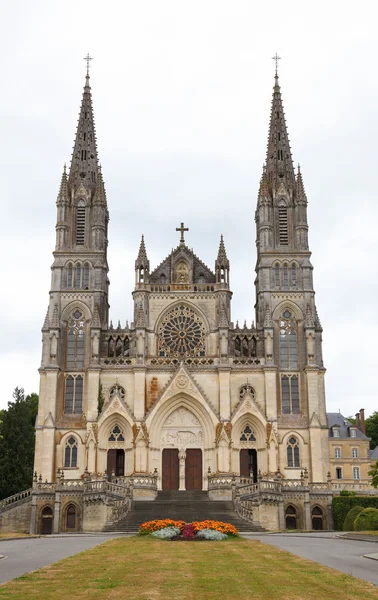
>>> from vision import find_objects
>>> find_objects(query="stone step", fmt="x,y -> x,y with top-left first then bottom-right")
103,490 -> 265,533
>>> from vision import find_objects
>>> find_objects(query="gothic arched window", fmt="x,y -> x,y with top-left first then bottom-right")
108,337 -> 115,357
108,425 -> 125,442
75,263 -> 82,289
123,337 -> 130,357
291,264 -> 297,288
274,263 -> 280,287
158,305 -> 206,357
235,336 -> 241,357
279,310 -> 298,368
282,264 -> 289,289
64,375 -> 83,414
64,436 -> 78,467
83,263 -> 90,289
115,337 -> 123,357
67,263 -> 73,288
287,436 -> 300,467
240,425 -> 256,442
242,337 -> 249,357
281,374 -> 300,414
76,199 -> 86,246
66,310 -> 85,370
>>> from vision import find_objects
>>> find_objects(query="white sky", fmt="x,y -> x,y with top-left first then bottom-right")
0,0 -> 377,417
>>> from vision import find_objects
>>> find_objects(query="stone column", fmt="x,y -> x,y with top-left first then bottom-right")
29,492 -> 38,534
179,449 -> 186,491
53,492 -> 61,533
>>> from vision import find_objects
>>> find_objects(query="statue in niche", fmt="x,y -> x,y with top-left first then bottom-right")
175,261 -> 189,284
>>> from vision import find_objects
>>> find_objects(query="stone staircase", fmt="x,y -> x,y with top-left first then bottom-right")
104,490 -> 265,533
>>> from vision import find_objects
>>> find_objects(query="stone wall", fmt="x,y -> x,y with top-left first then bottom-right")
0,499 -> 32,533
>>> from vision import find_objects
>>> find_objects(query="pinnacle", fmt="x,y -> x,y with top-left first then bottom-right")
216,234 -> 229,267
219,303 -> 229,328
50,305 -> 59,328
258,164 -> 269,201
136,234 -> 149,267
296,164 -> 307,204
135,303 -> 146,328
92,305 -> 101,328
93,168 -> 107,206
57,164 -> 68,202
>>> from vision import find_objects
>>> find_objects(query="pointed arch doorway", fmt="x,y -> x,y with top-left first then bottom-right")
160,406 -> 204,491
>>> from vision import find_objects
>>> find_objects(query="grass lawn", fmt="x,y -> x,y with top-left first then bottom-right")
1,536 -> 378,600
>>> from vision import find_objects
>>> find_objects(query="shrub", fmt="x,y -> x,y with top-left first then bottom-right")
343,506 -> 364,531
332,496 -> 378,530
196,528 -> 228,541
152,526 -> 180,539
340,490 -> 356,497
354,508 -> 378,531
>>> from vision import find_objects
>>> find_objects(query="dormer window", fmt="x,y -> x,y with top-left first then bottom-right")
332,427 -> 340,438
350,427 -> 357,438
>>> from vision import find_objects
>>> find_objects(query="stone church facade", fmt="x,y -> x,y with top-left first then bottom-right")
27,67 -> 334,532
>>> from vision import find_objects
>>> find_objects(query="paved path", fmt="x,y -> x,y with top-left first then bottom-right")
0,535 -> 122,584
244,533 -> 378,586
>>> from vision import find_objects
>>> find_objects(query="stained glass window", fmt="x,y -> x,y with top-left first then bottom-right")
158,305 -> 205,357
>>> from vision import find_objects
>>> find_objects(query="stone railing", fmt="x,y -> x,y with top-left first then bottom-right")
148,357 -> 216,367
83,478 -> 130,498
57,479 -> 84,490
102,357 -> 134,366
131,475 -> 158,489
109,497 -> 132,522
0,488 -> 32,510
208,475 -> 234,490
332,480 -> 375,492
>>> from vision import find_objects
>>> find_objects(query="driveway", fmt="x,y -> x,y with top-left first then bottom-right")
244,533 -> 378,586
0,534 -> 123,584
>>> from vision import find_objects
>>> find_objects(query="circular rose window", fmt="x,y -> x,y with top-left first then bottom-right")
158,305 -> 205,357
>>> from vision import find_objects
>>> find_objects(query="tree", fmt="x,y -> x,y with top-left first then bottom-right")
369,460 -> 378,489
365,411 -> 378,450
0,388 -> 38,500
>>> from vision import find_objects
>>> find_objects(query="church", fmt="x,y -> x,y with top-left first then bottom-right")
26,63 -> 334,533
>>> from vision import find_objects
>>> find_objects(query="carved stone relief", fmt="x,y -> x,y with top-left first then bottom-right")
160,407 -> 203,448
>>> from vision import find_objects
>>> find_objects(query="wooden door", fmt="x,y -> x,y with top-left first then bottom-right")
185,449 -> 202,490
116,449 -> 125,476
41,507 -> 53,534
239,449 -> 250,477
107,449 -> 117,476
162,449 -> 179,490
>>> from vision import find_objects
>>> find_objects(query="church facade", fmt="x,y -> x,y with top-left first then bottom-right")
31,66 -> 332,531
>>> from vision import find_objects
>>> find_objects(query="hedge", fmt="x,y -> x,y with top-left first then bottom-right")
354,508 -> 378,531
332,496 -> 378,530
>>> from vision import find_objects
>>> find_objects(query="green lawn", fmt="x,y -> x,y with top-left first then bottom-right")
1,536 -> 378,600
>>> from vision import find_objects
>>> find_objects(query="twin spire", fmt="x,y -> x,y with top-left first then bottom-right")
68,71 -> 99,191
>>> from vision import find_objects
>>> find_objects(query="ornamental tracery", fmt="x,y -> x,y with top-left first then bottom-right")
239,384 -> 255,401
158,305 -> 206,357
109,384 -> 126,401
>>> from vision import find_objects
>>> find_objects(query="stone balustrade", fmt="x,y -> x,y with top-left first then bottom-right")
0,488 -> 32,510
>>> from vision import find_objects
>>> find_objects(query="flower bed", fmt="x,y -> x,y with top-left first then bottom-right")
139,519 -> 238,540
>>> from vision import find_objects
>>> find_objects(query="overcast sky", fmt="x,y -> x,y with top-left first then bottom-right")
0,0 -> 377,418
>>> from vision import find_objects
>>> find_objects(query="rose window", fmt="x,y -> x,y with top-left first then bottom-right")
158,305 -> 205,357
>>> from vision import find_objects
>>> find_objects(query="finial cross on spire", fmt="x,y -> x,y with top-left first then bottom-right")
176,222 -> 189,244
272,52 -> 281,75
84,53 -> 93,76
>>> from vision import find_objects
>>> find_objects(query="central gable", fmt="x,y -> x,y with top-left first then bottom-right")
150,244 -> 215,285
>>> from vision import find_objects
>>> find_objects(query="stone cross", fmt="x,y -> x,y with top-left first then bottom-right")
176,222 -> 189,244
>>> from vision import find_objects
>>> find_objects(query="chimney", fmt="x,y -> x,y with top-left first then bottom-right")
355,413 -> 360,431
359,409 -> 366,435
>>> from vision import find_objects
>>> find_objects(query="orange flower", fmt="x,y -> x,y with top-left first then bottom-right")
139,519 -> 186,533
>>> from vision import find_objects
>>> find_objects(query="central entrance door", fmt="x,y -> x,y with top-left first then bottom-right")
240,449 -> 257,482
185,449 -> 202,490
162,448 -> 179,490
107,449 -> 125,476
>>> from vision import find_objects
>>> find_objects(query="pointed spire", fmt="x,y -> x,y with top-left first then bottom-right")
68,70 -> 99,192
57,164 -> 68,203
265,71 -> 295,193
216,235 -> 229,268
296,164 -> 307,205
315,306 -> 323,331
305,304 -> 315,328
135,235 -> 149,268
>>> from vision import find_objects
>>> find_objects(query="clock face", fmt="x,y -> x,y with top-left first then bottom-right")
158,305 -> 205,357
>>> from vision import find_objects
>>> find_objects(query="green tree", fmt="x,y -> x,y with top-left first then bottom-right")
0,388 -> 38,500
365,411 -> 378,450
369,460 -> 378,489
